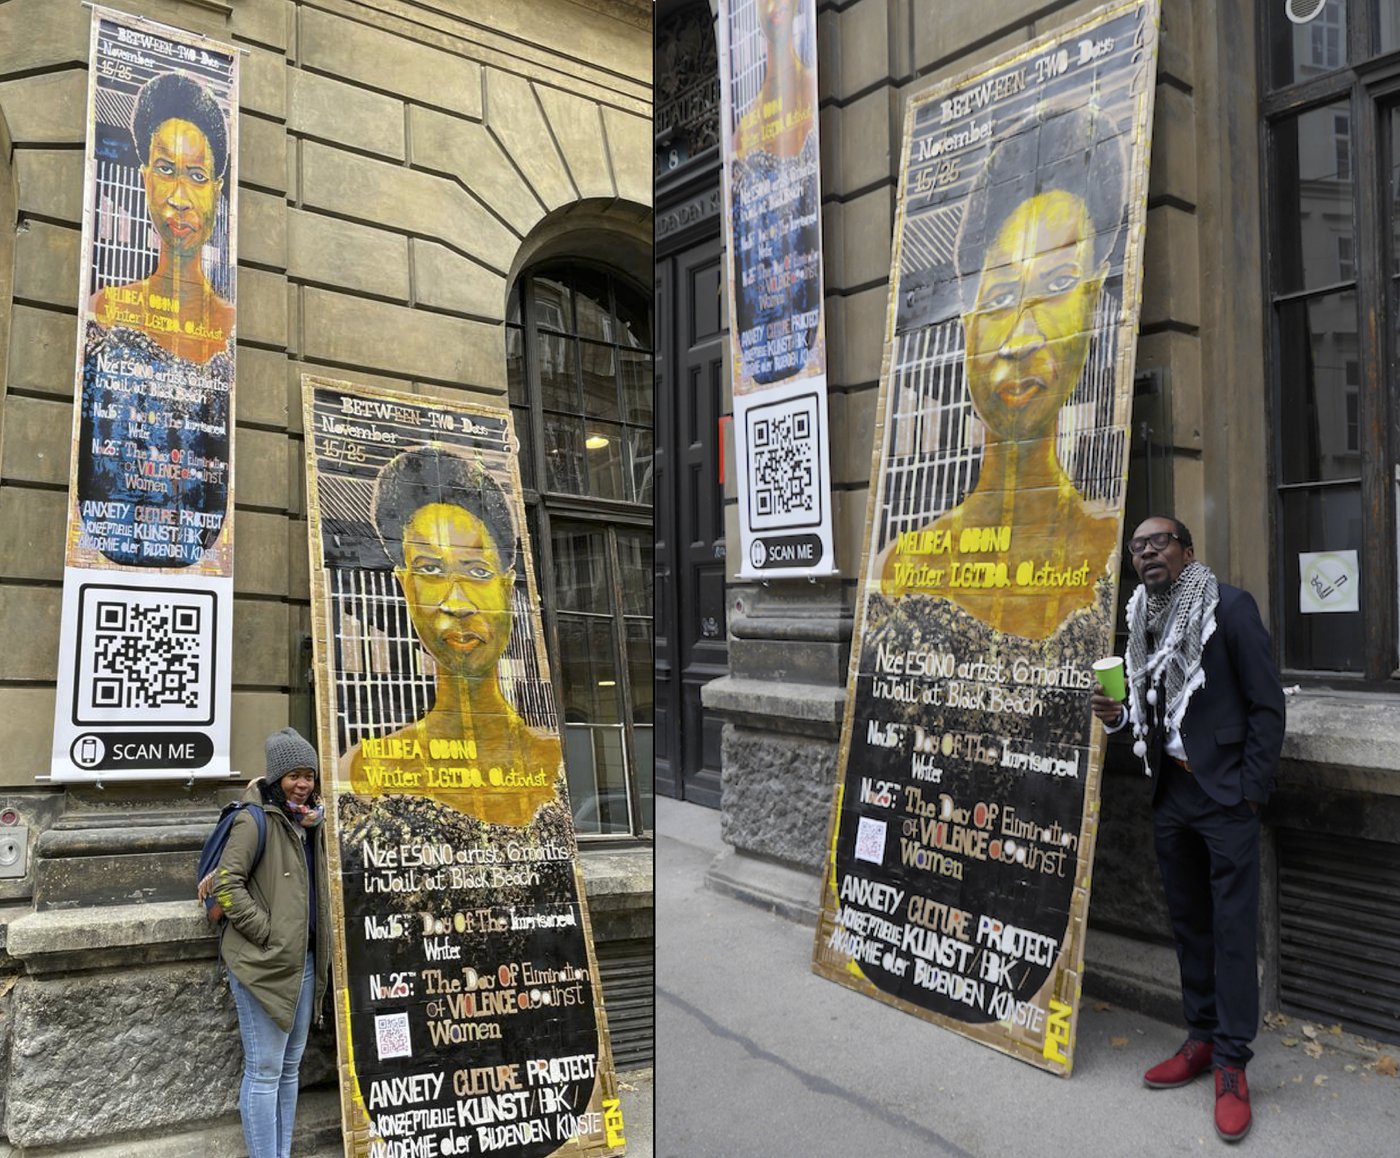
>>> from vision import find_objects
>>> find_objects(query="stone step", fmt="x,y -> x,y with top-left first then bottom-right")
13,1089 -> 343,1158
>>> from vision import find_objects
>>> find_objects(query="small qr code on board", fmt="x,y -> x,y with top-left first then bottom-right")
375,1011 -> 413,1060
746,392 -> 822,530
73,585 -> 216,726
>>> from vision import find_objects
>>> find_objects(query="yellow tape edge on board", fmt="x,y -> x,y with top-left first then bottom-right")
826,783 -> 868,985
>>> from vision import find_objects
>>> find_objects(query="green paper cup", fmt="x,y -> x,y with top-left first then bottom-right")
1092,656 -> 1126,701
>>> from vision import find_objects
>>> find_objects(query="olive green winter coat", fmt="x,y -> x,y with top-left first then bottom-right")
211,779 -> 331,1033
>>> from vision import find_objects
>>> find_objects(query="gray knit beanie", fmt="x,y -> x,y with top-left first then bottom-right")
264,727 -> 318,784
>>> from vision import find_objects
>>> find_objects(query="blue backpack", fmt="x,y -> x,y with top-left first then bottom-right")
196,802 -> 267,924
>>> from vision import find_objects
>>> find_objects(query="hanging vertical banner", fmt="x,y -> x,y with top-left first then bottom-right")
718,0 -> 835,577
51,7 -> 239,781
301,378 -> 625,1158
812,0 -> 1160,1075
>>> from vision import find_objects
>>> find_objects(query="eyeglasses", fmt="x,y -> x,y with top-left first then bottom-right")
1127,531 -> 1185,556
405,561 -> 505,589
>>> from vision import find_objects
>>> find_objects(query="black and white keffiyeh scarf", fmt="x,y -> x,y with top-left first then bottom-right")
1125,560 -> 1219,774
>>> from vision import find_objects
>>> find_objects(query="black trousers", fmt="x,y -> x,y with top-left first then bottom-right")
1152,760 -> 1261,1066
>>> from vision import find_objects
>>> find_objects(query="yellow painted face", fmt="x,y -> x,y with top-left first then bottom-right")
963,190 -> 1105,442
142,117 -> 220,258
759,0 -> 796,37
397,503 -> 515,681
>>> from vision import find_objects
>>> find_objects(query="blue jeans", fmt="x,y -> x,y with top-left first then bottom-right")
228,953 -> 315,1158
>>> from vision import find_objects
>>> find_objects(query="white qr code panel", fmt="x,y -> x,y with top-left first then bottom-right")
375,1011 -> 413,1060
73,585 -> 216,725
745,392 -> 823,530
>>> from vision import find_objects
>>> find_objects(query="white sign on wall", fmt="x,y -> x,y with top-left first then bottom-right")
1299,550 -> 1359,614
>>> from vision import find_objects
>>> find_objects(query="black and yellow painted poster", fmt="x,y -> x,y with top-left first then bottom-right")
302,379 -> 624,1155
812,0 -> 1160,1075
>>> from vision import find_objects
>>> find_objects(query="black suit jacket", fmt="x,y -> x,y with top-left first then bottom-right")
1153,583 -> 1286,808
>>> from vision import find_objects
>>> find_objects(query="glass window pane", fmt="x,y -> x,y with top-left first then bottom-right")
627,425 -> 654,505
507,286 -> 522,326
564,724 -> 630,836
538,333 -> 580,413
621,348 -> 653,425
1392,112 -> 1400,276
1384,0 -> 1400,54
617,530 -> 653,617
556,615 -> 621,724
544,412 -> 586,494
625,618 -> 653,724
552,526 -> 609,614
1271,103 -> 1354,295
573,267 -> 613,342
580,340 -> 620,417
633,724 -> 653,832
511,405 -> 535,491
531,275 -> 572,333
691,257 -> 722,340
1277,291 -> 1360,484
1280,484 -> 1363,672
615,280 -> 651,349
1267,0 -> 1347,88
584,420 -> 628,500
506,325 -> 526,405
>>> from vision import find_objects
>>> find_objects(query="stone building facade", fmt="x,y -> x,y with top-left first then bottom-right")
660,0 -> 1400,1049
0,0 -> 653,1150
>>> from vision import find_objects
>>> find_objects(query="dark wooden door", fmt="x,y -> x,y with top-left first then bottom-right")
655,234 -> 727,807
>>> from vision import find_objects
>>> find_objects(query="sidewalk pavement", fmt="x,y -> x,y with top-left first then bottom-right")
656,796 -> 1399,1157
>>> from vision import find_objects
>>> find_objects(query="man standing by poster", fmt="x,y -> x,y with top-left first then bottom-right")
1091,516 -> 1285,1144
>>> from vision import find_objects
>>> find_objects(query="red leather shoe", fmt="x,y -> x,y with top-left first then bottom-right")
1143,1038 -> 1215,1088
1214,1065 -> 1251,1143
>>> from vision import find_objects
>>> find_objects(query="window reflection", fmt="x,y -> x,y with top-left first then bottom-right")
565,725 -> 630,835
553,527 -> 609,614
506,262 -> 653,834
534,277 -> 572,332
556,615 -> 621,725
1270,0 -> 1348,87
1277,292 -> 1359,484
1271,103 -> 1354,295
1280,485 -> 1364,672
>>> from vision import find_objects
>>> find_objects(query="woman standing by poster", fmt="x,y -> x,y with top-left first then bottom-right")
206,728 -> 330,1158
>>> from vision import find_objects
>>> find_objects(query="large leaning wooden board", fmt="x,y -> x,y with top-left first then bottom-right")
812,0 -> 1160,1076
302,377 -> 626,1155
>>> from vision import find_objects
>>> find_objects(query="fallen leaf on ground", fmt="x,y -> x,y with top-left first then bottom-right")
1375,1055 -> 1397,1077
1292,1075 -> 1303,1084
1304,1041 -> 1324,1059
1302,1024 -> 1319,1040
1314,1074 -> 1328,1087
1328,1024 -> 1343,1036
1280,1037 -> 1299,1048
1263,1011 -> 1290,1030
1344,1065 -> 1357,1073
1110,1036 -> 1130,1048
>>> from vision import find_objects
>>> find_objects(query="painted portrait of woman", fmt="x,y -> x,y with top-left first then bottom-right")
340,446 -> 562,826
76,69 -> 236,569
89,71 -> 233,365
879,105 -> 1128,640
727,0 -> 823,386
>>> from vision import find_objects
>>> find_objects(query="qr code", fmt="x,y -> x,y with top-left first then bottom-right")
375,1011 -> 412,1060
854,816 -> 887,866
74,585 -> 215,725
746,393 -> 821,529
